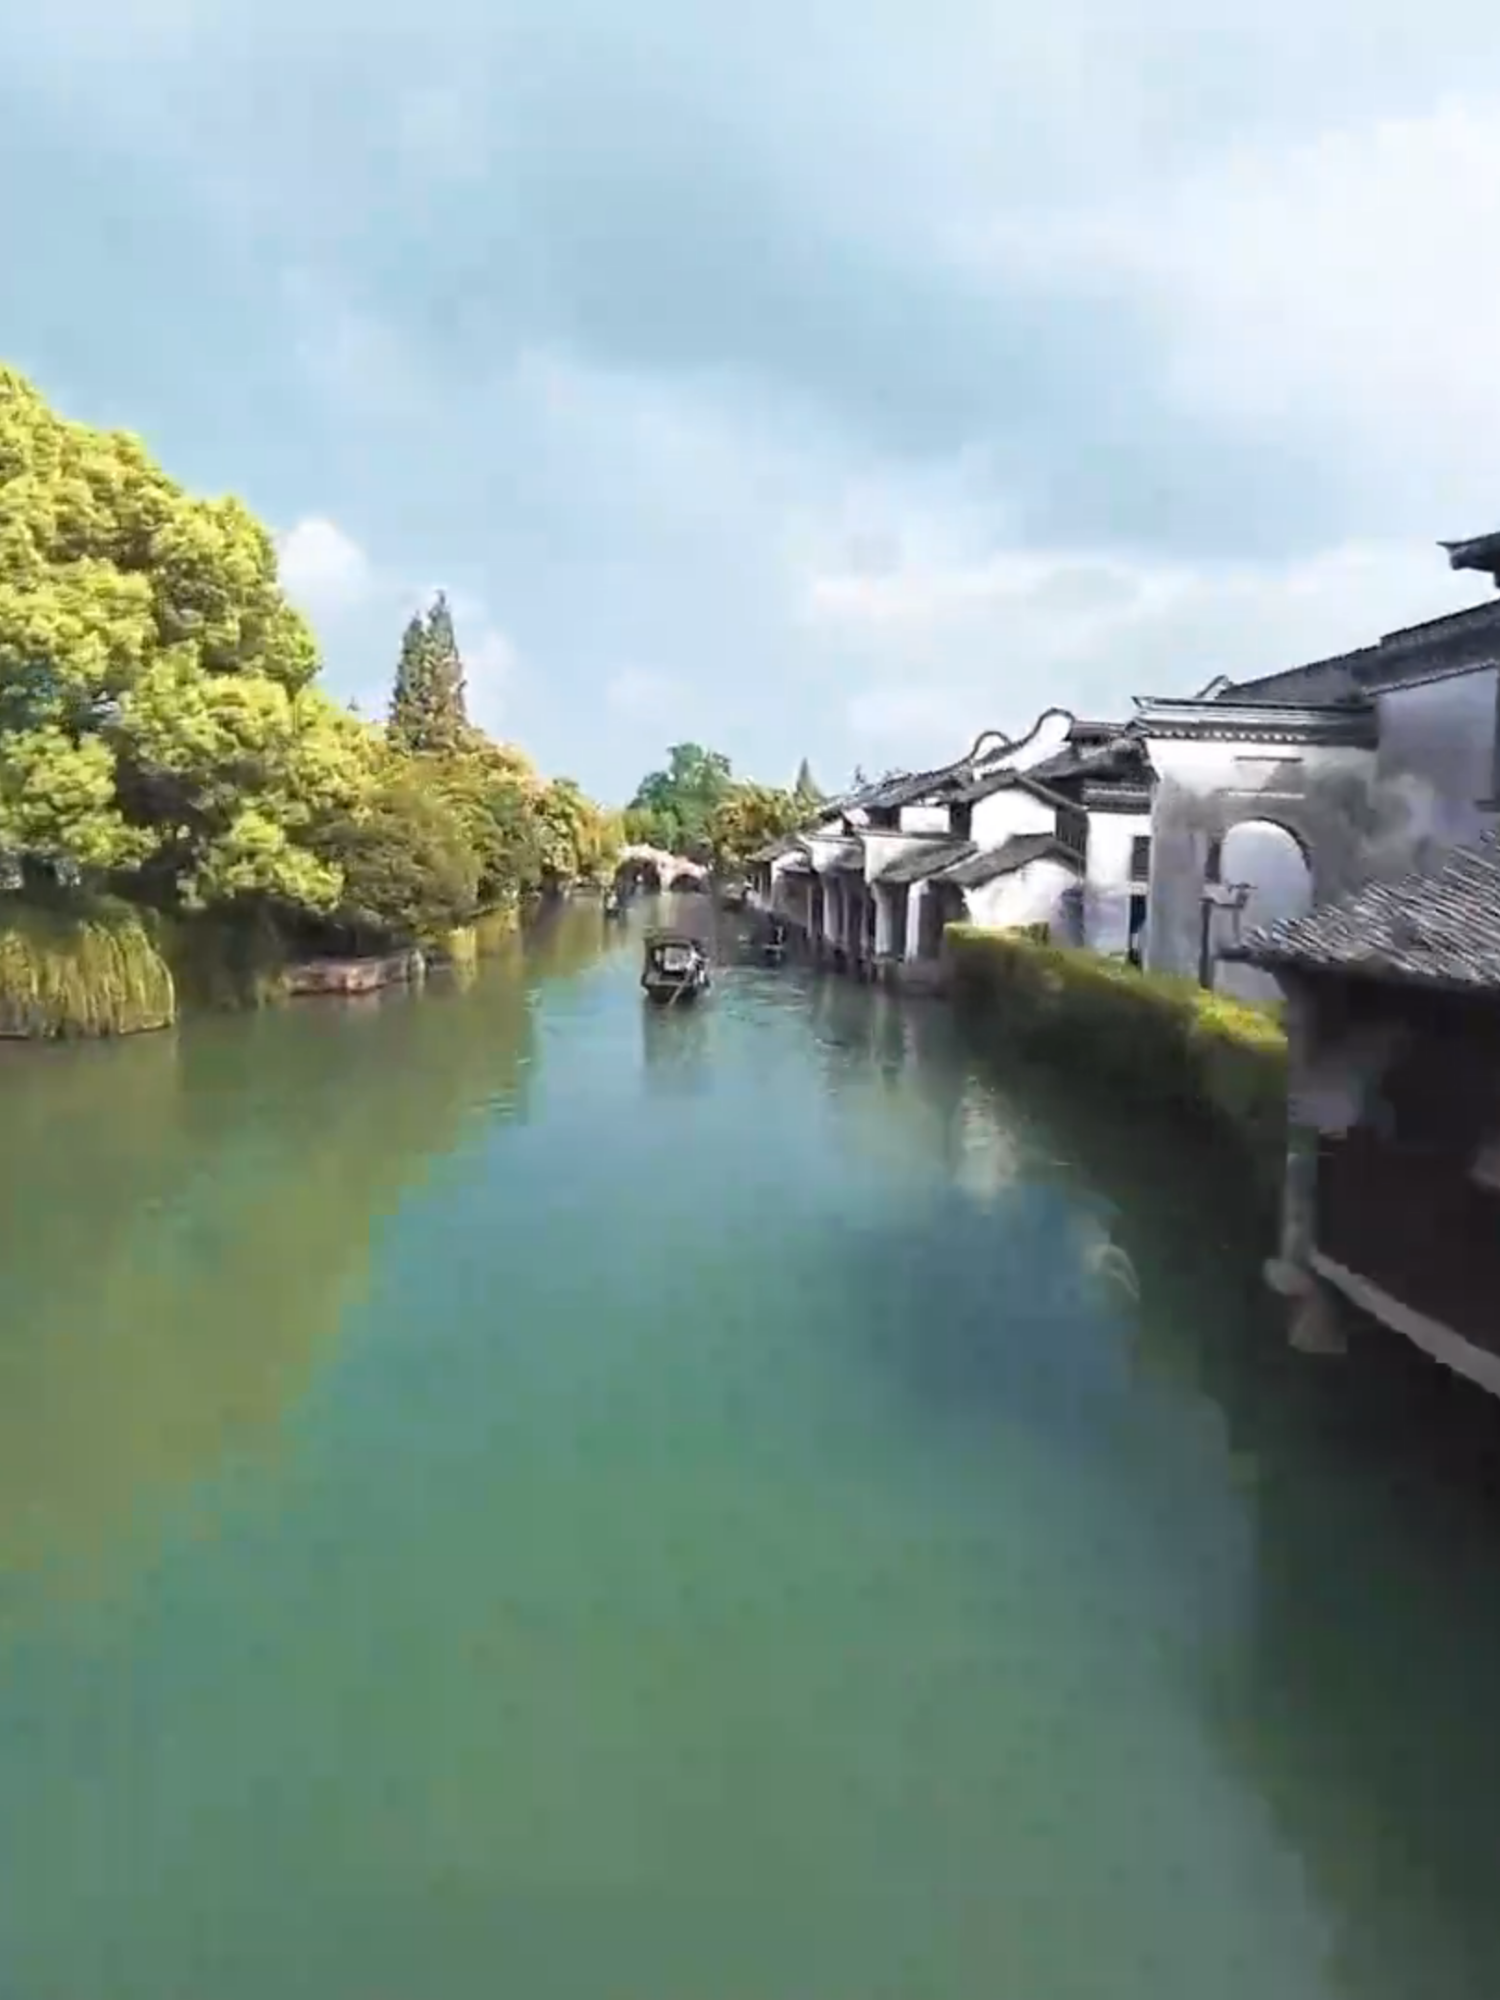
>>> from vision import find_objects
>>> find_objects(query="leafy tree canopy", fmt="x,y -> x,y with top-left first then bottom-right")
628,741 -> 734,859
388,592 -> 469,756
0,364 -> 616,950
625,739 -> 814,873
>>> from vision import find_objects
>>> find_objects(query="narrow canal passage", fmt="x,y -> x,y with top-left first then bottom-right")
3,899 -> 1500,2000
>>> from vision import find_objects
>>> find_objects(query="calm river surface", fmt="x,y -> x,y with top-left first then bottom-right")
4,897 -> 1500,1999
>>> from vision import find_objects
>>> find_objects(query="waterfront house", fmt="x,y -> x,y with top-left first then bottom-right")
1132,531 -> 1500,1006
750,710 -> 1167,982
1229,835 -> 1500,1392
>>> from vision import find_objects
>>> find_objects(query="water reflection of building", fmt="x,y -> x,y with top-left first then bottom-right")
972,1041 -> 1500,1999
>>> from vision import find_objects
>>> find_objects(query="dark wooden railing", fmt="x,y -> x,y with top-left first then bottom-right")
1317,1131 -> 1500,1351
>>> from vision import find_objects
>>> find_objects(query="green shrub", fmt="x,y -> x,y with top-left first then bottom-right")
0,896 -> 176,1038
155,906 -> 292,1012
946,926 -> 1287,1192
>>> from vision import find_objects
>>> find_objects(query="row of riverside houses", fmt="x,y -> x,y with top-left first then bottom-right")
748,528 -> 1500,1395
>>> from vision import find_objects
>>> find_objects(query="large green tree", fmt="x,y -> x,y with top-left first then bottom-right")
0,363 -> 354,906
311,771 -> 479,949
707,782 -> 804,871
0,363 -> 615,958
793,757 -> 823,807
628,742 -> 735,857
386,593 -> 469,756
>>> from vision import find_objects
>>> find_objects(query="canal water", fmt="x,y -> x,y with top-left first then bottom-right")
3,897 -> 1500,2000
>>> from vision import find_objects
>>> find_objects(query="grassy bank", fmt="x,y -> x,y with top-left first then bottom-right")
0,897 -> 177,1039
946,925 -> 1288,1199
0,888 -> 527,1040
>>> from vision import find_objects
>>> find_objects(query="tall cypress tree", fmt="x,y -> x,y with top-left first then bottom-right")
793,757 -> 822,805
423,591 -> 468,750
388,613 -> 432,753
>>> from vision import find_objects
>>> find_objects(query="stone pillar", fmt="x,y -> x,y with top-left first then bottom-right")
1263,980 -> 1345,1355
821,875 -> 840,957
874,885 -> 894,958
906,881 -> 929,961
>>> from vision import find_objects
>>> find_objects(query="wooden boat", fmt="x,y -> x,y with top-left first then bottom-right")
641,929 -> 712,1004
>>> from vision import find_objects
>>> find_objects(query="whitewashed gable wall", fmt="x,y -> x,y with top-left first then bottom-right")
964,857 -> 1078,933
968,785 -> 1056,851
1081,811 -> 1152,955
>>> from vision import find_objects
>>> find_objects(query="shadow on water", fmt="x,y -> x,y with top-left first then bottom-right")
795,981 -> 1500,2000
640,1001 -> 712,1097
0,927 -> 582,1593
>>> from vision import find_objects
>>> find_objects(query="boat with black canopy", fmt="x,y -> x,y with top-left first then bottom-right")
641,929 -> 712,1004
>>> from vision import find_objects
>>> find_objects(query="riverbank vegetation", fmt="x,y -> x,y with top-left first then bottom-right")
946,926 -> 1288,1197
0,363 -> 615,1032
624,741 -> 822,872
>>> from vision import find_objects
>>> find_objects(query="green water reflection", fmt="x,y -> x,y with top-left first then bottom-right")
1,897 -> 1499,1998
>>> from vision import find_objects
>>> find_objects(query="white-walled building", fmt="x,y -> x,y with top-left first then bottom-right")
1134,532 -> 1500,1003
750,712 -> 1157,981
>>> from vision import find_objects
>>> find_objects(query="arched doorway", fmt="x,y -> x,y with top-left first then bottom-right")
618,858 -> 662,893
1207,820 -> 1312,1006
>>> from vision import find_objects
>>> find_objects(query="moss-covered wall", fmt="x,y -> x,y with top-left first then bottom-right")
946,924 -> 1289,1202
0,898 -> 177,1039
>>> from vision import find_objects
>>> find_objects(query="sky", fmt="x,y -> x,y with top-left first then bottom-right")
3,4 -> 1500,803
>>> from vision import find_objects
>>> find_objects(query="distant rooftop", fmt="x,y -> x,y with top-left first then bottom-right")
1441,532 -> 1500,588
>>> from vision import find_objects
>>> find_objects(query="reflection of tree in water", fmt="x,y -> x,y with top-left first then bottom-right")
520,895 -> 623,984
0,956 -> 540,1589
950,1037 -> 1500,1999
639,1000 -> 712,1096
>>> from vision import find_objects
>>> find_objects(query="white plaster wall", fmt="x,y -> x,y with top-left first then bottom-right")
1140,734 -> 1374,980
1081,810 -> 1152,955
898,803 -> 951,834
968,785 -> 1056,852
983,710 -> 1073,776
1371,669 -> 1500,865
963,857 -> 1078,933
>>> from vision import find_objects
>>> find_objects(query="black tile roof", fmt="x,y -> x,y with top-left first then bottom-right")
939,833 -> 1082,890
1231,833 -> 1500,994
875,838 -> 975,887
1441,531 -> 1500,581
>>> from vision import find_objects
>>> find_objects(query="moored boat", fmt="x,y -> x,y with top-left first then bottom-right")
641,929 -> 712,1004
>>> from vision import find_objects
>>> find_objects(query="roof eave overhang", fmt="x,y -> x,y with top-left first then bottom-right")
1130,696 -> 1378,749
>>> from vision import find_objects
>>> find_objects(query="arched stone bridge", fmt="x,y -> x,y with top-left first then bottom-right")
615,843 -> 709,889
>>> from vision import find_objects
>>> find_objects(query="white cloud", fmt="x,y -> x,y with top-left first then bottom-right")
810,537 -> 1497,761
959,96 -> 1500,530
275,516 -> 371,613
